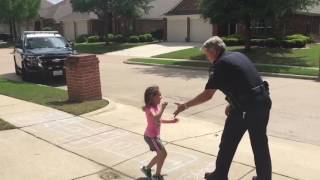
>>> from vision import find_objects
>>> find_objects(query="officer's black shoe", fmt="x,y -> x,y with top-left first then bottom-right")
204,172 -> 214,180
252,176 -> 258,180
204,172 -> 228,180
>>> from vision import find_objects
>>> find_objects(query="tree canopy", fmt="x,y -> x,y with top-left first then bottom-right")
70,0 -> 154,33
199,0 -> 320,49
0,0 -> 41,39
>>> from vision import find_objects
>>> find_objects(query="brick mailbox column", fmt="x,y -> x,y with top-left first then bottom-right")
65,54 -> 102,102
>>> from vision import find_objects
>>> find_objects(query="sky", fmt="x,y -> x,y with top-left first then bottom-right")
48,0 -> 63,4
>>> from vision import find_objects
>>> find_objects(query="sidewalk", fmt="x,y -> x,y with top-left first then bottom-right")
0,94 -> 319,180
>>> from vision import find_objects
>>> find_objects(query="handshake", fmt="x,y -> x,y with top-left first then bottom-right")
160,101 -> 189,123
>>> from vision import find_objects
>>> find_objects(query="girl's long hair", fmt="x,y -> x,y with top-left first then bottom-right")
142,86 -> 159,111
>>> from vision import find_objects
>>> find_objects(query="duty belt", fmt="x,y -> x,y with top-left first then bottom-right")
226,81 -> 270,111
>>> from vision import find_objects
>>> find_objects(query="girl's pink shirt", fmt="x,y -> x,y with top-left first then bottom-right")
144,105 -> 161,137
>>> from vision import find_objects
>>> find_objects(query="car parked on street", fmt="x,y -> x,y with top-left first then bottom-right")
13,31 -> 75,81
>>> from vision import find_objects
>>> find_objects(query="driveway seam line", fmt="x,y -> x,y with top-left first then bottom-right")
168,130 -> 223,144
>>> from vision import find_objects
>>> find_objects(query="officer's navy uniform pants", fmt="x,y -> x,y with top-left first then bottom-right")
212,95 -> 272,180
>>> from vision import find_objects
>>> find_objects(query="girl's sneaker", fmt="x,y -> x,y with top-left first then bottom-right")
141,166 -> 152,179
152,175 -> 164,180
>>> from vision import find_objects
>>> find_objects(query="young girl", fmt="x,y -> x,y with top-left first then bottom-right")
141,86 -> 178,180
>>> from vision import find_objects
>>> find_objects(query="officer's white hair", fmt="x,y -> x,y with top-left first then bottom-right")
201,36 -> 226,53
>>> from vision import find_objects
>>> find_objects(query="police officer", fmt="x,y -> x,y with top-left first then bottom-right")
174,36 -> 272,180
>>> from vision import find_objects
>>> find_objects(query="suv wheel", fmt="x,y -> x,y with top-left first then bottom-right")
14,59 -> 21,75
21,63 -> 30,81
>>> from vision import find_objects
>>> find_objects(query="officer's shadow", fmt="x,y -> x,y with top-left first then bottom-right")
136,178 -> 149,180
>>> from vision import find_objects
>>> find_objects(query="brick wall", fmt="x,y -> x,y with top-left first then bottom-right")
65,54 -> 102,102
285,14 -> 320,35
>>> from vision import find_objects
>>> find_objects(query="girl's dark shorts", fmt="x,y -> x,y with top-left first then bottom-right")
144,136 -> 165,152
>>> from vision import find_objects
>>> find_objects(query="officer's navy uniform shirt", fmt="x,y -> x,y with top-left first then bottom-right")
205,51 -> 263,99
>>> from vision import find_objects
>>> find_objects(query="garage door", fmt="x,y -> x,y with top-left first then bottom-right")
76,21 -> 88,36
63,22 -> 75,41
190,18 -> 212,42
167,19 -> 187,42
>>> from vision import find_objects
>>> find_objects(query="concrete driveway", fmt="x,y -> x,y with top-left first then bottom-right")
106,42 -> 200,57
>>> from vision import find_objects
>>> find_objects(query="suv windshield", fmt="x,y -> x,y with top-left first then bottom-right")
25,37 -> 68,49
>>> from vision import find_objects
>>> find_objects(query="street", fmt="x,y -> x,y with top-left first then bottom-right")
1,47 -> 320,146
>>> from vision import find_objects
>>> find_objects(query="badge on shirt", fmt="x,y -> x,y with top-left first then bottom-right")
209,67 -> 215,77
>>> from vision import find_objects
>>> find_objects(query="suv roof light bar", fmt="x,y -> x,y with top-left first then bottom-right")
23,31 -> 59,35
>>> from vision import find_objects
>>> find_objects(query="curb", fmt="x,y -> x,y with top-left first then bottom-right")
124,60 -> 319,81
124,60 -> 209,71
80,97 -> 117,117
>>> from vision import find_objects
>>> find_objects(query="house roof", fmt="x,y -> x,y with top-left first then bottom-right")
165,0 -> 320,16
141,0 -> 182,19
40,0 -> 54,9
302,5 -> 320,15
39,0 -> 97,22
165,0 -> 200,16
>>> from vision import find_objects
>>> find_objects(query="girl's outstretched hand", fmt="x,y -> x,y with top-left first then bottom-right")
161,118 -> 179,123
162,102 -> 168,109
172,118 -> 179,123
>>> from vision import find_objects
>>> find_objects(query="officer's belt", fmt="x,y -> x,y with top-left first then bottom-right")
250,81 -> 269,96
226,81 -> 269,111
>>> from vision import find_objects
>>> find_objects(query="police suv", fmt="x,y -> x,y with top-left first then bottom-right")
13,31 -> 75,80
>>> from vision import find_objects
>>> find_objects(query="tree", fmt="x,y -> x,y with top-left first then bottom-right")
199,0 -> 320,50
70,0 -> 154,34
0,0 -> 41,40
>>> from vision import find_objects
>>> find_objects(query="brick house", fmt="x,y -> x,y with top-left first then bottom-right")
40,0 -> 181,41
164,0 -> 320,42
39,0 -> 99,41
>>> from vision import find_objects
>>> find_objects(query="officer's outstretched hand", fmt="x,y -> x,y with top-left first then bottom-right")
225,104 -> 231,116
173,103 -> 186,117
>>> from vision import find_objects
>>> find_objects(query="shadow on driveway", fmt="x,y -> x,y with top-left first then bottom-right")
131,65 -> 208,80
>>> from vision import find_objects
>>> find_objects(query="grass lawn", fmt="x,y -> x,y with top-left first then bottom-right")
0,78 -> 108,115
0,118 -> 16,131
75,42 -> 154,54
128,58 -> 319,77
154,45 -> 320,67
0,42 -> 14,48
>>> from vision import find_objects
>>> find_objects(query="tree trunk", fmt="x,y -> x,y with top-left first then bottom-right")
13,20 -> 17,41
244,16 -> 252,51
9,21 -> 13,41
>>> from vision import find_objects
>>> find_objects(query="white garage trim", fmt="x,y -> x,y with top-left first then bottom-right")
63,21 -> 75,41
166,14 -> 213,42
167,17 -> 188,42
190,18 -> 213,42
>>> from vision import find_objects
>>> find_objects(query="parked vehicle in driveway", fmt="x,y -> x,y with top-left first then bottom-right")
13,31 -> 75,81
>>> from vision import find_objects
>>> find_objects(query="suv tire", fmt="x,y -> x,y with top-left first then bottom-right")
21,63 -> 30,81
14,58 -> 21,75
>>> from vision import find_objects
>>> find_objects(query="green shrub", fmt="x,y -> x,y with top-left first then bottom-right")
282,40 -> 296,48
225,34 -> 245,43
87,36 -> 99,43
282,39 -> 306,48
144,33 -> 153,42
265,38 -> 280,48
250,39 -> 266,46
286,34 -> 312,44
42,26 -> 54,31
114,34 -> 126,43
76,34 -> 89,43
129,35 -> 139,43
138,35 -> 147,42
151,29 -> 163,40
222,37 -> 241,46
105,33 -> 114,42
294,39 -> 307,48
